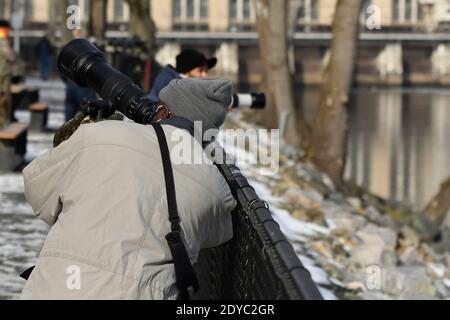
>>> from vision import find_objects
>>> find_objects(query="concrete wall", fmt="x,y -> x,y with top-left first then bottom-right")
4,0 -> 450,32
318,0 -> 337,25
32,0 -> 49,22
107,0 -> 130,23
152,0 -> 173,32
209,0 -> 229,32
373,0 -> 393,26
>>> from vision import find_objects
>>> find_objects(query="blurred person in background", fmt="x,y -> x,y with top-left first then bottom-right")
35,35 -> 53,81
63,78 -> 97,121
148,48 -> 217,102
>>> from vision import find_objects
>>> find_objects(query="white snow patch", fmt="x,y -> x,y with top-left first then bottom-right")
0,175 -> 24,193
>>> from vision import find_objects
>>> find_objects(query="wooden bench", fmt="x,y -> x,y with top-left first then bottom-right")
29,102 -> 49,132
11,84 -> 29,114
0,123 -> 29,172
10,84 -> 26,95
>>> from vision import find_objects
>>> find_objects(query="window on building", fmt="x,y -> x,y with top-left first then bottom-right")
393,0 -> 419,23
393,0 -> 400,22
243,0 -> 251,19
311,0 -> 318,20
172,0 -> 209,31
405,0 -> 412,21
229,0 -> 254,22
297,0 -> 319,23
24,0 -> 33,19
11,0 -> 20,16
173,0 -> 181,18
418,4 -> 425,21
298,0 -> 305,20
114,0 -> 125,20
229,0 -> 237,20
187,0 -> 194,18
200,0 -> 208,18
172,0 -> 208,21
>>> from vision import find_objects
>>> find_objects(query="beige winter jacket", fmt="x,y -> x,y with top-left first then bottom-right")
20,120 -> 236,300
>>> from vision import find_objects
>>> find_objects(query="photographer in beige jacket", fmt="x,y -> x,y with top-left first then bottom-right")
21,78 -> 236,300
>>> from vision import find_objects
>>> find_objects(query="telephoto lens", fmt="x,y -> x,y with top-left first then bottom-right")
58,38 -> 158,125
232,93 -> 266,109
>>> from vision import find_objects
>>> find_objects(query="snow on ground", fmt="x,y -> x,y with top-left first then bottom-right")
0,78 -> 59,299
0,131 -> 53,299
0,169 -> 49,299
253,182 -> 338,300
219,129 -> 338,300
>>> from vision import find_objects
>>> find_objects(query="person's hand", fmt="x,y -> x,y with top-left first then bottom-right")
53,113 -> 89,147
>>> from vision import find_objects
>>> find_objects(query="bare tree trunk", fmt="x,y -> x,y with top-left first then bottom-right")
308,0 -> 361,185
255,0 -> 310,147
126,0 -> 156,52
255,0 -> 280,130
89,0 -> 107,42
424,177 -> 450,225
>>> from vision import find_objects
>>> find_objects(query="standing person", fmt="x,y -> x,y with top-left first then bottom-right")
64,79 -> 97,121
20,78 -> 236,300
148,48 -> 217,102
35,36 -> 53,81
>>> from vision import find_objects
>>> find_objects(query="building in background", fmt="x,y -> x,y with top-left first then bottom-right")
0,0 -> 449,208
1,0 -> 450,32
1,0 -> 450,86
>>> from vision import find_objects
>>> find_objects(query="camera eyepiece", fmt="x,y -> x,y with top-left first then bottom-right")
58,39 -> 158,125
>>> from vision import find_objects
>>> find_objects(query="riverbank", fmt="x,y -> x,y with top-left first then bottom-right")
225,112 -> 450,300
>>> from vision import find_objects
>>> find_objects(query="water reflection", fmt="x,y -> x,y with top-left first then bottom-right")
300,87 -> 450,210
326,89 -> 450,208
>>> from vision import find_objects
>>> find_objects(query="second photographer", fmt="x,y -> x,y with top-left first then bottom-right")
148,48 -> 217,102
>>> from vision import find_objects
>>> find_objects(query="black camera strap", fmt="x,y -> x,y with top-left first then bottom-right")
152,122 -> 199,300
19,123 -> 200,300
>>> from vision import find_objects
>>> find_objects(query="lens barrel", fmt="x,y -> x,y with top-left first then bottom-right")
58,39 -> 157,124
232,93 -> 266,109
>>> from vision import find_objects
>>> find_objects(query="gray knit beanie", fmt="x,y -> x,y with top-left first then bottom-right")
159,78 -> 232,134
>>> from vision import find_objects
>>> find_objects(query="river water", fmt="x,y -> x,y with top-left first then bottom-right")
300,86 -> 450,210
1,81 -> 449,299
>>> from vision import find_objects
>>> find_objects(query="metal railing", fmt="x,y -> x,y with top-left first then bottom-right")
194,163 -> 323,300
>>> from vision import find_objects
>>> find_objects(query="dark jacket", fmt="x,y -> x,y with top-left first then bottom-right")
35,37 -> 53,59
148,65 -> 181,102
